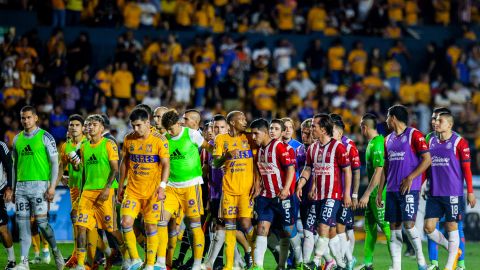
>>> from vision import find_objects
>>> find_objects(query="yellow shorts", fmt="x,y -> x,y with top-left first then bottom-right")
70,187 -> 80,212
220,193 -> 253,219
120,192 -> 161,225
77,189 -> 117,232
162,185 -> 203,220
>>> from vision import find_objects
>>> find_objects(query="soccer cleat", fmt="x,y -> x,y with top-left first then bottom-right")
17,258 -> 30,270
128,259 -> 143,270
65,255 -> 78,268
29,256 -> 41,264
52,248 -> 65,270
355,264 -> 374,270
4,261 -> 16,270
303,262 -> 318,270
452,249 -> 463,270
42,249 -> 52,264
121,260 -> 132,270
201,262 -> 213,270
144,266 -> 154,270
244,252 -> 253,269
75,265 -> 86,270
324,260 -> 337,270
105,250 -> 122,269
418,265 -> 428,270
347,257 -> 357,270
427,265 -> 439,270
154,264 -> 167,270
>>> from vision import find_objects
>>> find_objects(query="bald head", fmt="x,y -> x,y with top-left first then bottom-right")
183,109 -> 201,130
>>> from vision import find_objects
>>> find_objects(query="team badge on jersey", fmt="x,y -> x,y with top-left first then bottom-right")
146,144 -> 152,153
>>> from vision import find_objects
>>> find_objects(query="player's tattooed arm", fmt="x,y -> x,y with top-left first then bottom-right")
296,166 -> 312,201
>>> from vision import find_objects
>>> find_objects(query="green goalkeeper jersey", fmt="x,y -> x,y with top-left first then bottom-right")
365,135 -> 385,198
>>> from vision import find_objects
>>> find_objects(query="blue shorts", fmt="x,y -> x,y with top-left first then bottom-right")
425,196 -> 465,222
337,206 -> 354,230
255,196 -> 295,227
385,191 -> 420,223
305,199 -> 342,231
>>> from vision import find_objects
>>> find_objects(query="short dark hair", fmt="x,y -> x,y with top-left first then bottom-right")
212,114 -> 226,122
270,119 -> 286,131
329,113 -> 345,130
135,104 -> 152,117
387,105 -> 409,124
129,108 -> 150,122
250,118 -> 269,131
433,107 -> 451,115
101,114 -> 110,128
68,114 -> 84,124
226,111 -> 242,125
361,113 -> 377,129
20,105 -> 36,115
162,110 -> 180,129
314,113 -> 334,137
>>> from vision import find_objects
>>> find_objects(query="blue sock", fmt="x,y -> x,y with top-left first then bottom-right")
459,220 -> 465,261
428,223 -> 440,262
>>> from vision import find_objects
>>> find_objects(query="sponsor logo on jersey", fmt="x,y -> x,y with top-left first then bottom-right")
170,149 -> 185,160
21,145 -> 34,156
405,194 -> 414,203
86,154 -> 98,165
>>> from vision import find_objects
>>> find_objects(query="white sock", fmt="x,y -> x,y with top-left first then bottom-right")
339,232 -> 353,263
156,257 -> 166,267
278,237 -> 290,269
254,236 -> 268,267
290,234 -> 303,265
207,229 -> 225,266
406,227 -> 426,266
347,229 -> 355,254
193,258 -> 202,268
329,235 -> 345,267
446,230 -> 460,270
234,246 -> 245,267
7,246 -> 15,261
323,247 -> 333,262
303,230 -> 315,263
104,245 -> 112,257
389,230 -> 402,270
313,236 -> 329,266
427,229 -> 448,250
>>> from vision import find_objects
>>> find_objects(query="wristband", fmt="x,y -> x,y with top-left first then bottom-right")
299,176 -> 307,182
351,193 -> 358,199
160,182 -> 167,189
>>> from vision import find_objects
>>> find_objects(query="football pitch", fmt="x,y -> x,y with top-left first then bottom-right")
1,241 -> 479,269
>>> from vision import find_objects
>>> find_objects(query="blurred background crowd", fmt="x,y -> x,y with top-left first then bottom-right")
1,0 -> 480,173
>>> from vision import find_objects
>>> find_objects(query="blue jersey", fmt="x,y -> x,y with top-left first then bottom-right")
287,138 -> 302,177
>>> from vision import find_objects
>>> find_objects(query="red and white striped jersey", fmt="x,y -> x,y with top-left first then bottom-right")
257,139 -> 295,198
283,141 -> 297,193
306,138 -> 350,200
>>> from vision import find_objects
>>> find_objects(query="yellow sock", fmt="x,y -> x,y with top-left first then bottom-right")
166,230 -> 179,266
123,227 -> 140,260
157,224 -> 168,264
87,230 -> 98,263
146,229 -> 159,266
225,222 -> 237,269
76,248 -> 87,266
191,222 -> 205,263
32,233 -> 40,254
42,234 -> 49,250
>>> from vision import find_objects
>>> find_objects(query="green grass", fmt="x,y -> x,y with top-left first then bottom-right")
1,241 -> 479,269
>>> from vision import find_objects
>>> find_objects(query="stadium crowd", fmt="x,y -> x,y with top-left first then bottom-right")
1,0 -> 480,172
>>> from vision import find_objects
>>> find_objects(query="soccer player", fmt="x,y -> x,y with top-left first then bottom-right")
424,107 -> 467,270
358,113 -> 391,270
156,110 -> 213,270
330,114 -> 360,270
424,110 -> 476,270
0,140 -> 15,269
76,114 -> 126,270
57,114 -> 87,268
213,111 -> 256,270
296,114 -> 352,270
11,106 -> 64,270
117,108 -> 170,270
261,119 -> 303,269
377,105 -> 431,270
153,106 -> 169,134
202,115 -> 230,270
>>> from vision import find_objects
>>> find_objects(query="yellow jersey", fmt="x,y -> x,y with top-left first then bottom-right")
328,46 -> 345,71
307,7 -> 326,31
213,133 -> 254,196
348,49 -> 367,76
122,131 -> 170,199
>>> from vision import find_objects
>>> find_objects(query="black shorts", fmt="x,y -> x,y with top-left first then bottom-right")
210,198 -> 224,226
0,189 -> 9,226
